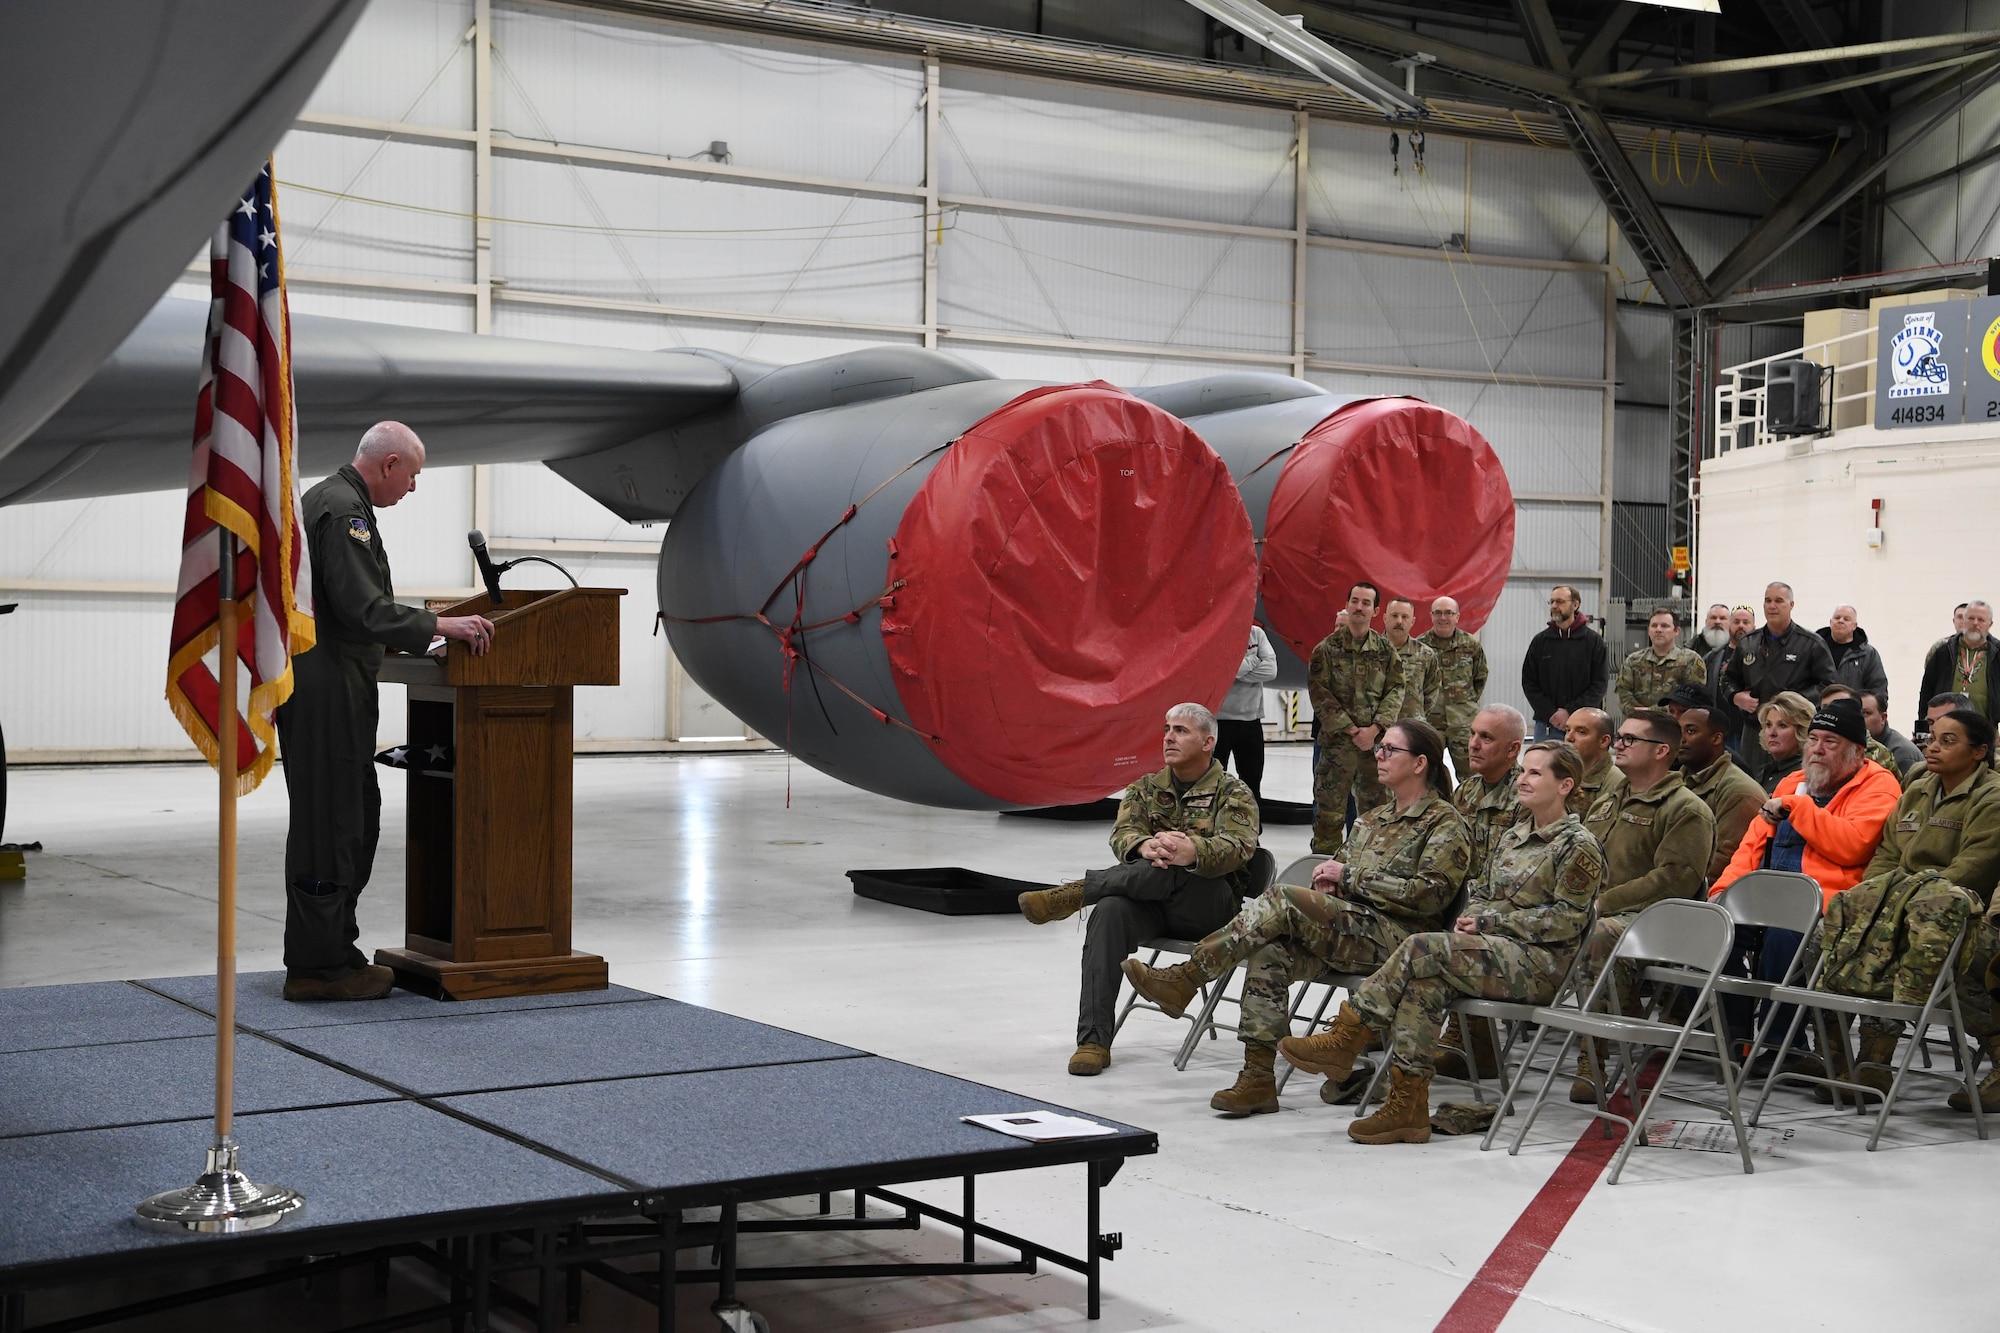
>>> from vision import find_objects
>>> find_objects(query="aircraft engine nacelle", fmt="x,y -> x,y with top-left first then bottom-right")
659,380 -> 1258,810
1145,376 -> 1516,688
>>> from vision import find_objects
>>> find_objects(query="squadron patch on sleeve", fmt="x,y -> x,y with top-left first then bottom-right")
346,516 -> 373,543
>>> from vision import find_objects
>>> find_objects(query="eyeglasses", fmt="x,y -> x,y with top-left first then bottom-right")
1373,743 -> 1418,757
1612,732 -> 1665,748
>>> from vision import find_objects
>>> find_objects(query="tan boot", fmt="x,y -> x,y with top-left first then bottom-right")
1277,1001 -> 1373,1083
1121,957 -> 1205,1020
1854,1026 -> 1900,1097
1068,1043 -> 1111,1077
1948,1035 -> 2000,1112
1210,1044 -> 1281,1116
283,964 -> 395,1002
1019,880 -> 1087,924
1349,1067 -> 1433,1144
1433,1014 -> 1500,1081
1569,1039 -> 1602,1104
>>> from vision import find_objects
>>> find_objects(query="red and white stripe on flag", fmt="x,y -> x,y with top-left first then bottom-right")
166,160 -> 315,791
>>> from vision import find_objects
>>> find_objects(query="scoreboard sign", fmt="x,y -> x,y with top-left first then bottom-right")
1875,303 -> 1967,429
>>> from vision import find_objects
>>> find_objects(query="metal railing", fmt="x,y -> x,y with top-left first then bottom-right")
1712,324 -> 1875,457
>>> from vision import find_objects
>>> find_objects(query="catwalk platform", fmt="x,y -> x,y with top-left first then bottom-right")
0,973 -> 1156,1332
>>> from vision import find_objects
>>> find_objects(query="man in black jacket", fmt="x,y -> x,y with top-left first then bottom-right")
1819,604 -> 1889,706
1916,600 -> 1996,731
1721,581 -> 1834,784
1521,585 -> 1608,740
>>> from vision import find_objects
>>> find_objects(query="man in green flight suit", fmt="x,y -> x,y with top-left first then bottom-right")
1018,703 -> 1260,1077
277,423 -> 495,1000
1308,581 -> 1405,854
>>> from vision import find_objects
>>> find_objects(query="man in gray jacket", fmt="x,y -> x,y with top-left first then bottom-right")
1819,605 -> 1888,706
1214,624 -> 1277,802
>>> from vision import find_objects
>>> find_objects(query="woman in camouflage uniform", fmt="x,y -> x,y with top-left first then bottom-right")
1280,740 -> 1608,1144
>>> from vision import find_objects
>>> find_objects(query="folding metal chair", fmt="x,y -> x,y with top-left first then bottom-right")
1639,871 -> 1824,1094
1751,917 -> 1990,1150
1345,902 -> 1594,1113
1482,898 -> 1754,1184
1112,847 -> 1277,1067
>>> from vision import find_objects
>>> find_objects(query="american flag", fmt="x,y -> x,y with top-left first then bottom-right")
165,160 -> 315,790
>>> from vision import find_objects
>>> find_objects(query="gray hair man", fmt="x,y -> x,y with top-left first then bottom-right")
1918,599 -> 1997,732
1019,702 -> 1262,1077
277,423 -> 494,1001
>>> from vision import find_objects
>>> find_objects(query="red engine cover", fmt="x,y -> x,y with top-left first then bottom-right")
884,383 -> 1258,806
1260,397 -> 1515,662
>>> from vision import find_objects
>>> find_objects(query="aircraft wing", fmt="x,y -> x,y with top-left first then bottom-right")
0,298 -> 742,505
0,0 -> 369,463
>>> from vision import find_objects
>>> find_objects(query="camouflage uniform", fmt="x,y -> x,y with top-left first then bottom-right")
1356,636 -> 1443,807
1614,645 -> 1707,716
1452,765 -> 1521,878
1419,627 -> 1488,780
1568,752 -> 1625,817
1864,736 -> 1903,779
1351,815 -> 1607,1075
1848,767 -> 2000,1041
1077,760 -> 1260,1048
1307,624 -> 1405,854
1682,751 -> 1767,884
1576,772 -> 1716,1008
1190,793 -> 1471,1048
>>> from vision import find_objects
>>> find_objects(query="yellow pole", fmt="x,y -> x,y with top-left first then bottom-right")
215,530 -> 238,1140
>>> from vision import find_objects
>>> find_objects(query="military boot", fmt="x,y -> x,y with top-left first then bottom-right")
1210,1044 -> 1280,1116
1569,1040 -> 1602,1104
1948,1035 -> 2000,1112
1349,1067 -> 1433,1144
1121,957 -> 1205,1020
1277,1001 -> 1373,1083
1853,1026 -> 1900,1098
1433,1014 -> 1500,1081
1068,1043 -> 1111,1077
1019,880 -> 1087,924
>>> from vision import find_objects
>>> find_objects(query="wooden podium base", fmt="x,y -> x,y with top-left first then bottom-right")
375,947 -> 608,1001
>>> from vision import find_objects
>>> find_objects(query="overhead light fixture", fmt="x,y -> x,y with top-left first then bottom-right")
1639,0 -> 1721,12
1182,0 -> 1424,117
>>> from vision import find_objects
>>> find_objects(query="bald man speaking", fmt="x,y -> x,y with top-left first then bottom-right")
275,423 -> 494,1000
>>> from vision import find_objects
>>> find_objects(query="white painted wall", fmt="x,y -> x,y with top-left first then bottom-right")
1695,420 -> 2000,727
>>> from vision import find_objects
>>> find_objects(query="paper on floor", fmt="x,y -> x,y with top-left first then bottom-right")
963,1110 -> 1117,1142
1646,1119 -> 1792,1157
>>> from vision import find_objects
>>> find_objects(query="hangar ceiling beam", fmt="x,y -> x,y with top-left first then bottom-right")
1509,0 -> 1711,308
1709,56 -> 2000,294
1581,28 -> 2000,88
1572,4 -> 1640,78
1288,2 -> 1847,136
1752,0 -> 1883,122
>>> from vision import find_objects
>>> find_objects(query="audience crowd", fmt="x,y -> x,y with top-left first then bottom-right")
1038,578 -> 2000,1150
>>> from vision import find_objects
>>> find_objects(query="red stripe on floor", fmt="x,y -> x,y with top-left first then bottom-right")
1431,1122 -> 1624,1333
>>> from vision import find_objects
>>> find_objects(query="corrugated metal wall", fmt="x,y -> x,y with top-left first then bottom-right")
4,0 -> 1832,755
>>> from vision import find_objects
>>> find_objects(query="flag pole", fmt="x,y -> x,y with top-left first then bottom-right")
215,528 -> 238,1143
136,529 -> 303,1233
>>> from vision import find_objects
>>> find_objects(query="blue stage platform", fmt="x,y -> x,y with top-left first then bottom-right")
0,973 -> 1156,1332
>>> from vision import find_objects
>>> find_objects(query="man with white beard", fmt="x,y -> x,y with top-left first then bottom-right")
1708,697 -> 1899,1048
1699,603 -> 1731,655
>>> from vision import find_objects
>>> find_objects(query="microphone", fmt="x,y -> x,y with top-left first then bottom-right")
468,530 -> 504,606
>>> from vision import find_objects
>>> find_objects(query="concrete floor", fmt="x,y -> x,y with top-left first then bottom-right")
2,747 -> 1994,1331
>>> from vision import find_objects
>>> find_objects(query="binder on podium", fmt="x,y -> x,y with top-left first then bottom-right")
376,587 -> 623,999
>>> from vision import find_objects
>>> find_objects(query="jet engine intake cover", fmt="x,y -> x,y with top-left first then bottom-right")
883,382 -> 1256,806
1260,398 -> 1514,663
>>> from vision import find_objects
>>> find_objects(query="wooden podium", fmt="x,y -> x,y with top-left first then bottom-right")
375,587 -> 623,999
